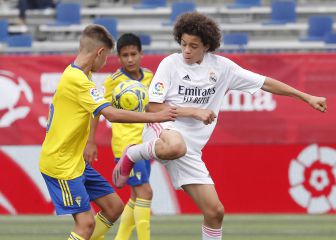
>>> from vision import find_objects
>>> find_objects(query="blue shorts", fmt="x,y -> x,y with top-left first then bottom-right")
41,164 -> 114,215
115,158 -> 151,187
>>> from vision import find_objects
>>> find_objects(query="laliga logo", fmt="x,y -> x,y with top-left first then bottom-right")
289,144 -> 336,214
154,82 -> 164,92
0,70 -> 33,127
152,82 -> 164,96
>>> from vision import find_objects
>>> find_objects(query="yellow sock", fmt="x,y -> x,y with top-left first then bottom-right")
90,211 -> 113,240
68,231 -> 85,240
134,198 -> 151,240
115,199 -> 136,240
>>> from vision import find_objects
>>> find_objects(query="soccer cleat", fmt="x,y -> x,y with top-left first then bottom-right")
112,146 -> 135,188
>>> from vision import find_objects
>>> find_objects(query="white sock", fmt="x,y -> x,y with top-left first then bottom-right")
202,225 -> 222,240
127,138 -> 159,162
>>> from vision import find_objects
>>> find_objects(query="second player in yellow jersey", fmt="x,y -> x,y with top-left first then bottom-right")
104,66 -> 152,158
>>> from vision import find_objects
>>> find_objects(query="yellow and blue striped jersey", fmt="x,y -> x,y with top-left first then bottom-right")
39,64 -> 110,180
104,68 -> 153,158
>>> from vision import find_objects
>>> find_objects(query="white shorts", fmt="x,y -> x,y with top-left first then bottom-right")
143,122 -> 214,189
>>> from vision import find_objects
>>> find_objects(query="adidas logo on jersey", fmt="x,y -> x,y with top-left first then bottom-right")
182,75 -> 191,81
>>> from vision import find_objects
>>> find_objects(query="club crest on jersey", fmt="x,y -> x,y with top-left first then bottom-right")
152,82 -> 164,96
209,71 -> 217,83
89,88 -> 104,103
75,196 -> 81,207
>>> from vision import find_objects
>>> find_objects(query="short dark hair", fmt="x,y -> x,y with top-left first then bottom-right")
116,33 -> 142,54
81,24 -> 114,49
173,12 -> 221,52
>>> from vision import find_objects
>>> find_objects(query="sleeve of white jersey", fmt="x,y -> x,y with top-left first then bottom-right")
226,58 -> 266,94
148,57 -> 171,103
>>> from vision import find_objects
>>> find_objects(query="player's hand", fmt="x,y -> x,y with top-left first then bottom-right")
154,106 -> 178,122
194,109 -> 217,125
308,96 -> 327,113
84,141 -> 98,164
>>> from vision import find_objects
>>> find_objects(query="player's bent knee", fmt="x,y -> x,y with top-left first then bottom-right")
159,130 -> 187,159
177,140 -> 187,156
82,217 -> 96,236
110,199 -> 124,219
165,141 -> 187,159
141,186 -> 153,200
173,142 -> 187,158
89,219 -> 96,231
139,187 -> 153,200
101,198 -> 124,221
134,184 -> 153,200
205,203 -> 225,222
216,204 -> 225,220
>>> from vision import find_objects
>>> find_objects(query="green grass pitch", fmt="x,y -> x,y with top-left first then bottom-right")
0,214 -> 335,240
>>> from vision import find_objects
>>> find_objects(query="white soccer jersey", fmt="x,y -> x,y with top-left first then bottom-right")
146,53 -> 266,188
149,53 -> 265,152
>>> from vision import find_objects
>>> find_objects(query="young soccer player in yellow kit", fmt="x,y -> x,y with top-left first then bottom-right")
39,25 -> 177,240
84,33 -> 153,240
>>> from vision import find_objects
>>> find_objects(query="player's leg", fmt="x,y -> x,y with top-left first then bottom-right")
84,164 -> 123,240
114,192 -> 136,240
128,127 -> 187,161
114,166 -> 139,240
72,211 -> 96,239
133,185 -> 152,240
115,185 -> 152,240
41,172 -> 95,240
182,184 -> 224,240
113,123 -> 186,188
90,193 -> 124,240
132,159 -> 152,240
115,159 -> 153,240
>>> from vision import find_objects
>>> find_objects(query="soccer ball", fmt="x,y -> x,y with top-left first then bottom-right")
111,80 -> 149,112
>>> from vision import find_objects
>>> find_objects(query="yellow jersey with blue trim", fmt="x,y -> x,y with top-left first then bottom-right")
104,68 -> 153,158
39,64 -> 110,180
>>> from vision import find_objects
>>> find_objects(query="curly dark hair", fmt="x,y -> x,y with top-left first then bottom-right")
173,12 -> 221,52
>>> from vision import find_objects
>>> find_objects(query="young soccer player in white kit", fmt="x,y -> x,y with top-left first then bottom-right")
113,12 -> 327,240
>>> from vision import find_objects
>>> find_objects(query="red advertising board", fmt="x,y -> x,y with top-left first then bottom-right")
0,53 -> 335,145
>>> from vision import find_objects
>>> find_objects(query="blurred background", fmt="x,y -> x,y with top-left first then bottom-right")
1,0 -> 336,53
0,0 -> 335,239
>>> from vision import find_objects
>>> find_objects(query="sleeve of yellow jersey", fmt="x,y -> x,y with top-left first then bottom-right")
78,78 -> 110,117
103,74 -> 121,101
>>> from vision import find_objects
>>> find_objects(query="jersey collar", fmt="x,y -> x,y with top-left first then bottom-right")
71,63 -> 92,81
120,67 -> 144,81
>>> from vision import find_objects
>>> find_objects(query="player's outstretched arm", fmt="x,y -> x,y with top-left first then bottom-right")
100,105 -> 177,123
261,77 -> 327,113
148,102 -> 217,125
83,116 -> 99,164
